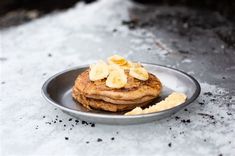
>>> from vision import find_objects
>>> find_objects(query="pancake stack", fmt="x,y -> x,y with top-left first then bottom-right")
72,55 -> 162,112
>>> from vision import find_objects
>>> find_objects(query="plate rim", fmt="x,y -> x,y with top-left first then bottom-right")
41,63 -> 201,119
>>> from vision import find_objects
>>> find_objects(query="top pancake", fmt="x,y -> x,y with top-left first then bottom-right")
73,69 -> 162,104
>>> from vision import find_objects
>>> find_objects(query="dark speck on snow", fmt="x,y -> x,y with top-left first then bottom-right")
97,138 -> 102,142
203,92 -> 212,96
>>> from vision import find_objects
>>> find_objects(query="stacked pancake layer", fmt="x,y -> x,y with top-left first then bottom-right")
72,70 -> 162,112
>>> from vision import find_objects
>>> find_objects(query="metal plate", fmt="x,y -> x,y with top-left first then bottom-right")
41,63 -> 200,124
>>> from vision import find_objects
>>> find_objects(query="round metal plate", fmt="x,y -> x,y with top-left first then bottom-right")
41,63 -> 200,124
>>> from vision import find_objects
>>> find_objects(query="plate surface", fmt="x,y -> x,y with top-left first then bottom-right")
42,63 -> 200,124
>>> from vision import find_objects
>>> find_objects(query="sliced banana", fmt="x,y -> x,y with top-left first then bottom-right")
125,92 -> 187,115
108,55 -> 127,66
89,60 -> 109,81
119,61 -> 142,70
120,61 -> 132,70
129,67 -> 149,81
130,61 -> 142,68
106,69 -> 127,88
108,64 -> 123,73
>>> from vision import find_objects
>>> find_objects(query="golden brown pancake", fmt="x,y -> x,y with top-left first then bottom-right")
72,87 -> 153,112
74,70 -> 162,101
72,69 -> 162,112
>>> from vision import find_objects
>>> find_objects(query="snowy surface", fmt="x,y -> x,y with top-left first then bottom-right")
0,0 -> 234,156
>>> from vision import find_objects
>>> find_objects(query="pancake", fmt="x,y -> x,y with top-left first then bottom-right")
72,87 -> 153,112
72,69 -> 162,112
84,94 -> 156,104
73,70 -> 162,102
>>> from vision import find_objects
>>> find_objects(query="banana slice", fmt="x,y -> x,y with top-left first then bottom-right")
108,64 -> 122,73
108,55 -> 127,66
130,61 -> 142,68
129,67 -> 149,81
106,69 -> 127,88
119,61 -> 143,70
89,60 -> 109,81
125,92 -> 187,115
120,61 -> 132,70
